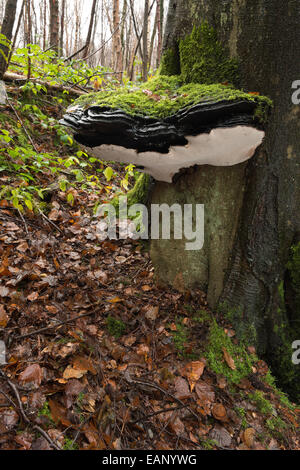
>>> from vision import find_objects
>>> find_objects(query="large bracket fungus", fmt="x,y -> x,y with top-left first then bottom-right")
60,74 -> 271,309
60,77 -> 270,183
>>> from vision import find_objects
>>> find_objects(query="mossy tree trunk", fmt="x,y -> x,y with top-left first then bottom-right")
151,0 -> 300,399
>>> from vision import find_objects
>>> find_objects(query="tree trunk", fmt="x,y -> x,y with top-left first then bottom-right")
0,0 -> 18,79
112,0 -> 122,74
49,0 -> 59,53
82,0 -> 97,58
142,0 -> 149,81
59,0 -> 66,56
151,0 -> 300,399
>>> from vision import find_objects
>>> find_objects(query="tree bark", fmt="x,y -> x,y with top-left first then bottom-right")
151,0 -> 300,398
49,0 -> 59,52
0,0 -> 18,79
142,0 -> 149,81
112,0 -> 122,74
82,0 -> 97,58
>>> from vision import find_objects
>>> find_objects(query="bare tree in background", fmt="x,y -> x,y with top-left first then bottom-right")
142,0 -> 149,81
49,0 -> 59,52
0,0 -> 18,79
82,0 -> 97,58
112,0 -> 122,73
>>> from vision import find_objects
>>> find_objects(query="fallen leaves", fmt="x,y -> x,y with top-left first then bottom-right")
0,305 -> 9,327
182,361 -> 205,392
242,428 -> 256,449
222,347 -> 236,370
212,403 -> 228,422
19,364 -> 43,387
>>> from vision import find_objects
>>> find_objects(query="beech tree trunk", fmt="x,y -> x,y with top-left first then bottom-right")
0,0 -> 18,79
151,0 -> 300,398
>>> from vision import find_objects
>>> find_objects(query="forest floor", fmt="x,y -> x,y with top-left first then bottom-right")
0,86 -> 299,451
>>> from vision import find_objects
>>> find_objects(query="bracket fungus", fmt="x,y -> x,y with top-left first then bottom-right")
60,77 -> 271,183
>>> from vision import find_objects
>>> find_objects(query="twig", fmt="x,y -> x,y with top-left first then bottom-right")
130,406 -> 185,425
38,209 -> 63,233
0,370 -> 61,450
15,310 -> 102,340
124,372 -> 200,422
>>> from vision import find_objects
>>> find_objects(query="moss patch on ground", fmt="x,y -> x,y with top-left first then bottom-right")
205,319 -> 257,384
74,75 -> 272,122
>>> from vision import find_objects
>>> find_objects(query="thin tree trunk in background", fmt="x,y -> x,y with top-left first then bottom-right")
142,0 -> 149,81
49,0 -> 59,52
42,0 -> 47,50
113,0 -> 122,73
156,0 -> 163,68
24,0 -> 32,79
129,0 -> 142,60
7,0 -> 24,66
149,1 -> 158,68
59,0 -> 65,56
0,0 -> 18,79
120,0 -> 127,70
82,0 -> 97,57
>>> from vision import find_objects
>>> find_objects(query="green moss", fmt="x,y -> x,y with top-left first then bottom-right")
266,416 -> 288,434
170,317 -> 189,357
74,75 -> 271,122
160,47 -> 181,76
179,23 -> 239,85
206,319 -> 256,384
218,302 -> 258,347
106,316 -> 126,338
248,391 -> 274,415
112,173 -> 151,211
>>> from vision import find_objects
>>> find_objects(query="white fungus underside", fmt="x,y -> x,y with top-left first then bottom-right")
83,126 -> 265,183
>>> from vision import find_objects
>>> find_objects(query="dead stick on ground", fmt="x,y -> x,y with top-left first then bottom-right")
0,370 -> 61,450
15,310 -> 101,340
124,372 -> 200,423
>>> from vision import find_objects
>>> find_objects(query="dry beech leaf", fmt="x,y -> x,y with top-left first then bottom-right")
27,292 -> 39,302
145,305 -> 159,322
73,356 -> 97,375
174,377 -> 191,400
183,361 -> 205,391
212,403 -> 228,422
49,399 -> 72,427
222,347 -> 236,370
0,305 -> 9,327
63,365 -> 85,380
243,428 -> 256,449
19,364 -> 42,387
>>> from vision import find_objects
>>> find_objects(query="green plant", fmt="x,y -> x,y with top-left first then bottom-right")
38,401 -> 55,425
169,318 -> 189,357
206,320 -> 256,384
248,391 -> 274,415
106,316 -> 126,338
63,437 -> 79,451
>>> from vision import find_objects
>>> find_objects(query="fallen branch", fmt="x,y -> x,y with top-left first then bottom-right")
15,309 -> 102,340
124,371 -> 201,423
3,71 -> 87,97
